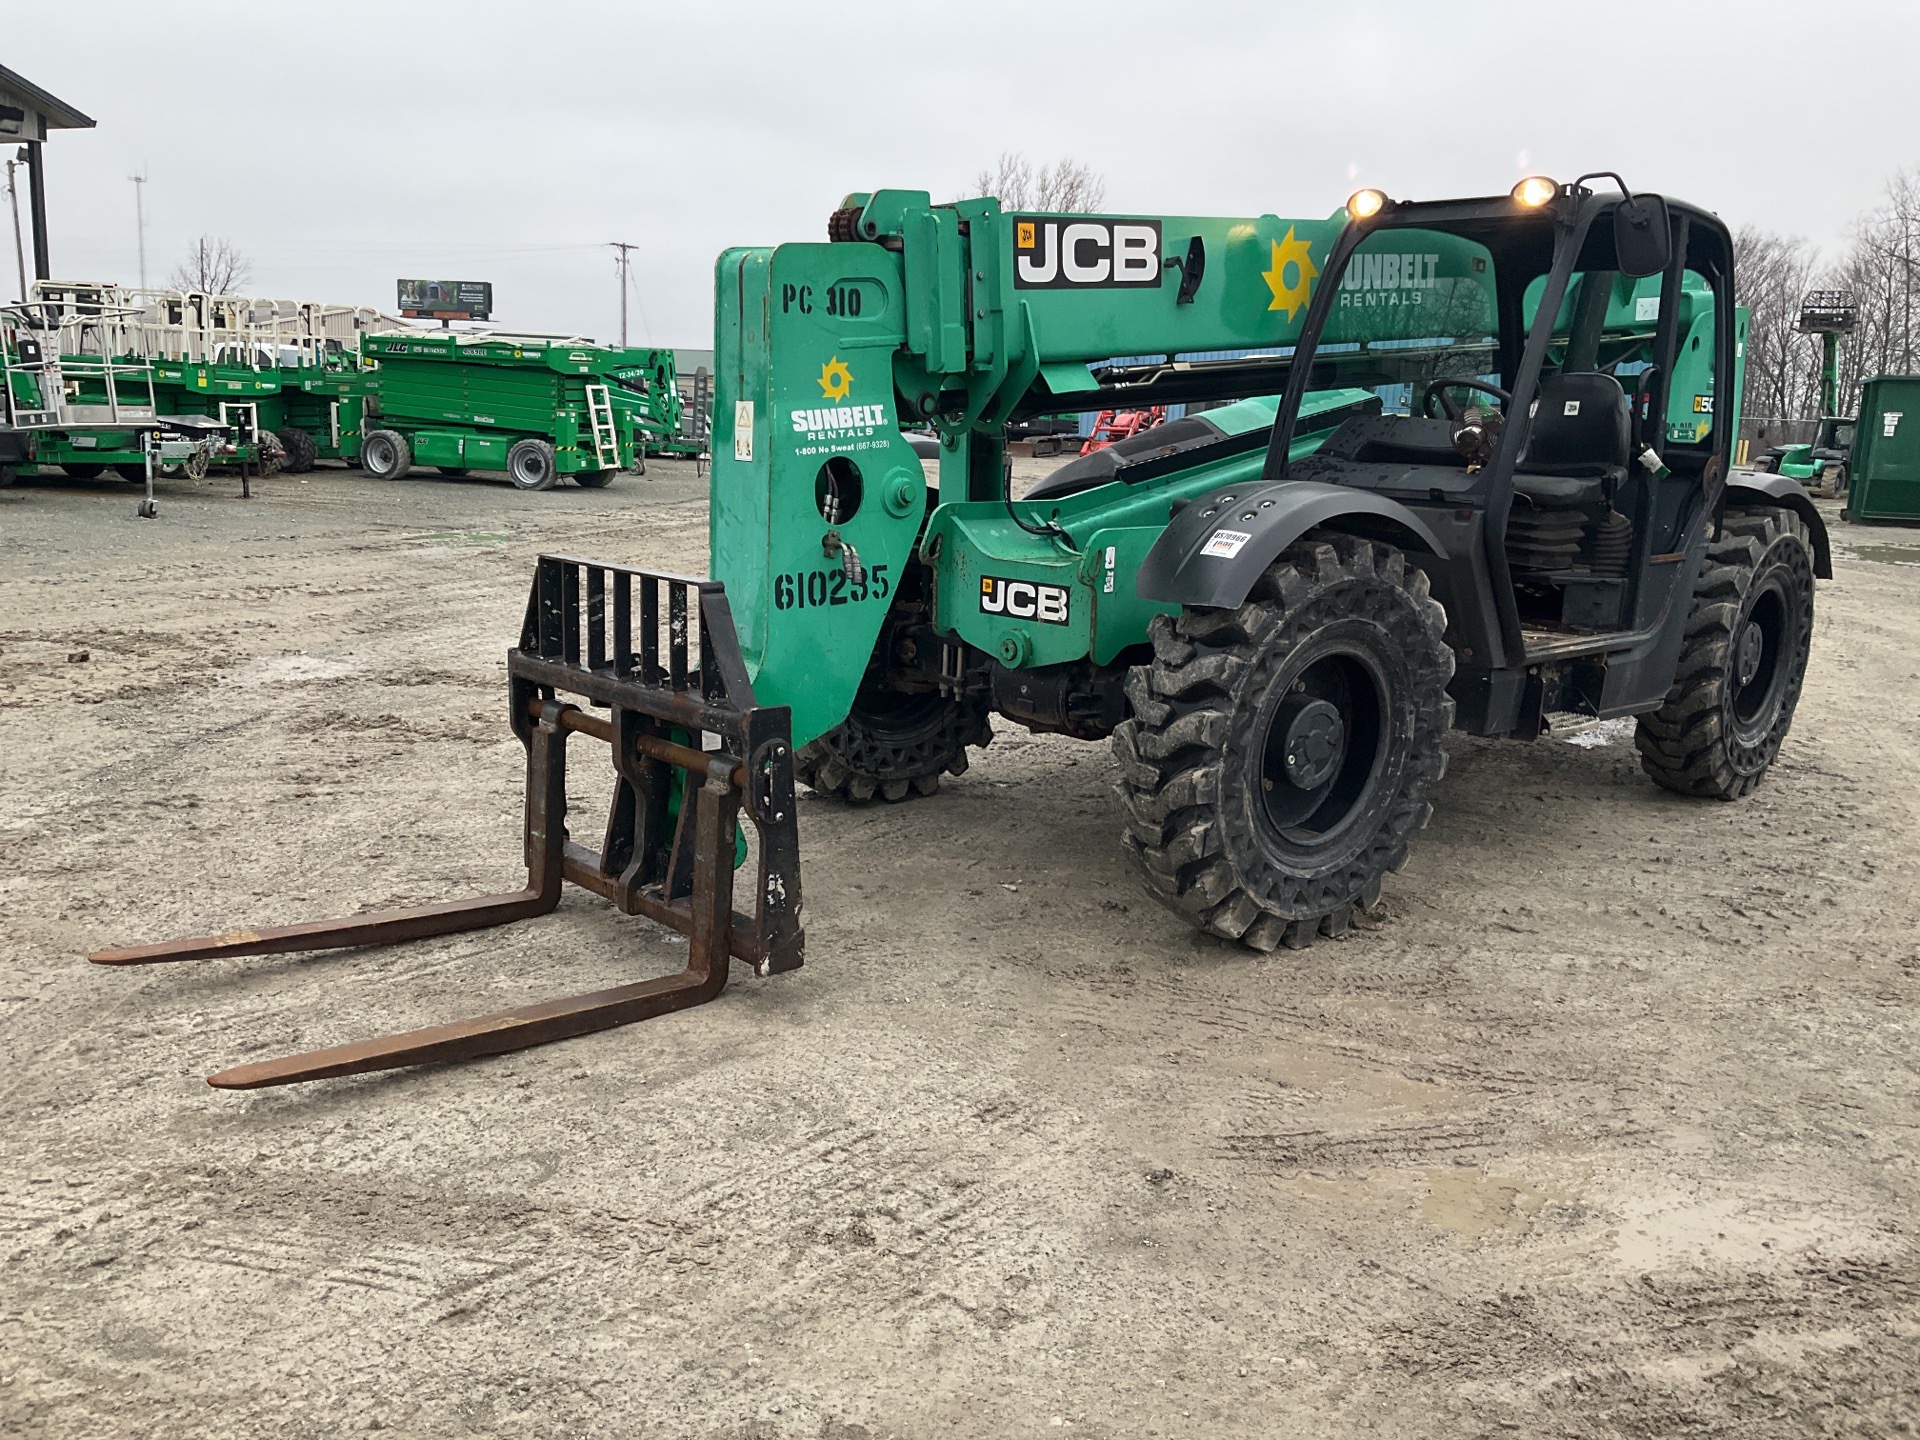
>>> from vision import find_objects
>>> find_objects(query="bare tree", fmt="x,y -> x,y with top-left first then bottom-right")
972,152 -> 1107,212
168,236 -> 252,295
1734,225 -> 1821,431
1832,168 -> 1920,393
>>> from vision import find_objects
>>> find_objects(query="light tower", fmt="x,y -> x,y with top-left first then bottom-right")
129,168 -> 148,289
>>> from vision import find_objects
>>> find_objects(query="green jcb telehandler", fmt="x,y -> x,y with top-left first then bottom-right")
1750,289 -> 1858,497
96,174 -> 1828,1088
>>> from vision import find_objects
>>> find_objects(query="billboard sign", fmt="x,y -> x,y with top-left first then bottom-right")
397,279 -> 493,321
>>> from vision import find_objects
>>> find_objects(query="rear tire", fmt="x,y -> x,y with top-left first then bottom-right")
507,439 -> 558,491
1113,536 -> 1454,951
797,682 -> 992,803
437,466 -> 470,478
114,463 -> 148,482
62,462 -> 106,480
275,427 -> 318,474
361,429 -> 412,480
1636,507 -> 1815,799
574,468 -> 616,488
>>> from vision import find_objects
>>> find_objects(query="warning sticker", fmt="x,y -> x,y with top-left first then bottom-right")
1884,411 -> 1903,438
1201,529 -> 1253,559
733,401 -> 754,461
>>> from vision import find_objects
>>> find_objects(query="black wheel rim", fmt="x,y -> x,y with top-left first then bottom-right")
1256,647 -> 1389,854
1731,580 -> 1789,738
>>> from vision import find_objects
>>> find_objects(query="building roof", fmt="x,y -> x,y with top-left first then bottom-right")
0,64 -> 95,131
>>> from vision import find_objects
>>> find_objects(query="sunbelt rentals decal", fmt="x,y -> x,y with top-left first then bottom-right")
790,356 -> 892,457
1335,249 -> 1447,309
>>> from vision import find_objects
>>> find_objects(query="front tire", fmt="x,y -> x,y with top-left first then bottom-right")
1113,536 -> 1454,951
62,462 -> 106,480
797,683 -> 992,803
361,429 -> 412,480
1636,507 -> 1814,799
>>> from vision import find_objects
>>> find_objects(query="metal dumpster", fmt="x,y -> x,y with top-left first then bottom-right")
1845,375 -> 1920,523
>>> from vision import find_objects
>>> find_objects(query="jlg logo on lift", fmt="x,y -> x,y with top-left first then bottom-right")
1013,218 -> 1162,289
979,575 -> 1071,624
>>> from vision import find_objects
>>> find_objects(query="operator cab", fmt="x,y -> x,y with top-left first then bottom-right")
1269,177 -> 1733,654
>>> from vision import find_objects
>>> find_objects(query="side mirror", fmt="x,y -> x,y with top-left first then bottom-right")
1614,194 -> 1672,278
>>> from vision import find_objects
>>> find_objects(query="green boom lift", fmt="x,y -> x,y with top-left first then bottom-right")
100,175 -> 1831,1088
356,331 -> 681,490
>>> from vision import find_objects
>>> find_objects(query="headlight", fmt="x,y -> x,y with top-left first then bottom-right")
1345,188 -> 1389,223
1511,175 -> 1558,208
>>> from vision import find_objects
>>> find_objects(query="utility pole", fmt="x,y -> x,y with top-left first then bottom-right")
609,241 -> 636,346
5,156 -> 25,302
129,169 -> 149,290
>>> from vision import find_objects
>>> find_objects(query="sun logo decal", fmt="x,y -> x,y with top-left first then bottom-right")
1262,227 -> 1320,320
817,357 -> 853,402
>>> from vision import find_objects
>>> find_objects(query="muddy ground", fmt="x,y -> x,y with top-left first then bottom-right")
2,459 -> 1918,1439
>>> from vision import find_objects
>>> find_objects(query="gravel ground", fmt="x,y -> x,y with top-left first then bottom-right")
2,460 -> 1918,1439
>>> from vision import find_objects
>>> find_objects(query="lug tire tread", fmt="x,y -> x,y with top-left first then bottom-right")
1113,535 -> 1453,952
797,697 -> 993,804
1635,507 -> 1814,800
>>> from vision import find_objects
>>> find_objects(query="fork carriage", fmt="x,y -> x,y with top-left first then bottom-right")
91,556 -> 803,1089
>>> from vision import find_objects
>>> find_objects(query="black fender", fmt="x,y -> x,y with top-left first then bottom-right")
1725,468 -> 1832,578
1136,480 -> 1449,609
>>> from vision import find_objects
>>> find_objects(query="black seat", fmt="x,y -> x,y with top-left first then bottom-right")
1513,372 -> 1631,507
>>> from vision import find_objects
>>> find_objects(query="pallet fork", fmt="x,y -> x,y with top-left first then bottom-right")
91,556 -> 804,1089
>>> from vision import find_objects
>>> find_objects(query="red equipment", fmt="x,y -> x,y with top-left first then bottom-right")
1079,407 -> 1167,456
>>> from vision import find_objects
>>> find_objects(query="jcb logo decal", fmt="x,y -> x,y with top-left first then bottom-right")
1013,217 -> 1162,290
980,575 -> 1070,624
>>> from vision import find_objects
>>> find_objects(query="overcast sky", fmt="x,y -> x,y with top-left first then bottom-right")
10,0 -> 1918,348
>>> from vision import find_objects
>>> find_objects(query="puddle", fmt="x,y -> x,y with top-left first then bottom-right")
1847,544 -> 1920,567
1419,1169 -> 1542,1238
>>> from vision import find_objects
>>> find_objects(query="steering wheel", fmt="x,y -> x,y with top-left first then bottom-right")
1420,377 -> 1512,421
